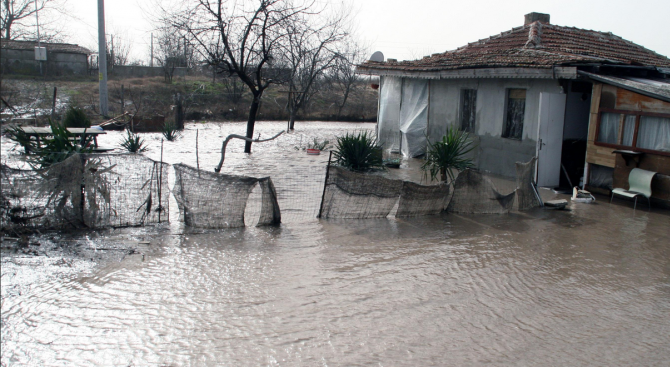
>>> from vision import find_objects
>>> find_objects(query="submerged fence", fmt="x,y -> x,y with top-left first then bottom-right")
319,158 -> 538,219
1,154 -> 169,230
1,153 -> 540,231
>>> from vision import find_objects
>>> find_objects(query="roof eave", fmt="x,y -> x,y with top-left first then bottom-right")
356,66 -> 578,79
578,71 -> 670,103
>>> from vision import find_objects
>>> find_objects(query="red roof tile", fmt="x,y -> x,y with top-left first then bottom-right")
360,22 -> 670,72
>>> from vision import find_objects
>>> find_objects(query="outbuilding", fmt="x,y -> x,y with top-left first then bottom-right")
1,40 -> 91,76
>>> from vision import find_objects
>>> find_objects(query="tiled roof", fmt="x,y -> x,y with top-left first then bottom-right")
1,39 -> 91,55
359,22 -> 670,72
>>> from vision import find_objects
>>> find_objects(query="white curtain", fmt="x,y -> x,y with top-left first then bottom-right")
598,113 -> 619,144
621,115 -> 636,146
637,116 -> 670,152
377,77 -> 402,150
399,79 -> 429,157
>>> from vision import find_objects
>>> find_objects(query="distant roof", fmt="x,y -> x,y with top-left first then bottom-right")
579,71 -> 670,103
1,40 -> 91,55
358,21 -> 670,74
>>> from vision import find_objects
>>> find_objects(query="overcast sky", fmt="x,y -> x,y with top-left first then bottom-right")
59,0 -> 670,64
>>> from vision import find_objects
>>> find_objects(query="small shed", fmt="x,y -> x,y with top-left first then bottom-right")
357,12 -> 670,195
1,40 -> 91,76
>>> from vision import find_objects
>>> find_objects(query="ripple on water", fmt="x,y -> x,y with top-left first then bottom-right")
2,123 -> 670,366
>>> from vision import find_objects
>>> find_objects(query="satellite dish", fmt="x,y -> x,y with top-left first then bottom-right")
369,51 -> 384,62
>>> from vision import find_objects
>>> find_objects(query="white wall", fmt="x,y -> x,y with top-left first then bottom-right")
425,78 -> 563,177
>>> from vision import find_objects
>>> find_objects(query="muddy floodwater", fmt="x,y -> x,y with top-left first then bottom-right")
2,121 -> 670,366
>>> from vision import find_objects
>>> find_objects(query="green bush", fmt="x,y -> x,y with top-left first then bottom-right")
120,130 -> 149,153
422,127 -> 475,182
333,131 -> 383,172
162,120 -> 181,141
62,106 -> 91,128
30,120 -> 93,168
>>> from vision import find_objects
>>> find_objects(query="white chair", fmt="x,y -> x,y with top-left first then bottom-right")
610,168 -> 657,211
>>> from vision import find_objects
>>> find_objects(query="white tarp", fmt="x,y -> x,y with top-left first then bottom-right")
377,76 -> 402,150
399,79 -> 428,157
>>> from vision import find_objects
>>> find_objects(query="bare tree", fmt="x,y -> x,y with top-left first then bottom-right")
106,33 -> 132,67
330,43 -> 366,120
153,22 -> 194,83
1,0 -> 67,41
282,7 -> 351,130
159,0 -> 316,153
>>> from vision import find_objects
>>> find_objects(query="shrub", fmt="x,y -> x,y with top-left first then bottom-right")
333,131 -> 383,172
162,120 -> 181,141
120,130 -> 149,153
6,125 -> 32,153
422,127 -> 475,182
63,106 -> 91,128
29,120 -> 93,168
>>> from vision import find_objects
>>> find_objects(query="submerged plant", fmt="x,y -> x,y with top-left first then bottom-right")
162,120 -> 181,141
62,105 -> 91,128
6,125 -> 32,153
333,131 -> 384,172
422,127 -> 476,183
307,138 -> 331,151
16,120 -> 94,169
120,129 -> 149,153
295,137 -> 331,151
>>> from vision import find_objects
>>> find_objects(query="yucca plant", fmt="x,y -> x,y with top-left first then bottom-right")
63,105 -> 91,128
333,131 -> 384,172
6,125 -> 33,153
422,127 -> 476,183
120,129 -> 149,153
29,120 -> 94,168
162,120 -> 181,141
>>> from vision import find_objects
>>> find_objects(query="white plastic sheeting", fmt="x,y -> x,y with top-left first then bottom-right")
377,76 -> 402,150
399,79 -> 429,157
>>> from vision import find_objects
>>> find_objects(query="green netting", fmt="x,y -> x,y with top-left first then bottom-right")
1,154 -> 169,230
173,164 -> 280,228
447,169 -> 516,214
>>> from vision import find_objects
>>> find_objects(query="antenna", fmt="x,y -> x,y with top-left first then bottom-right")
369,51 -> 384,62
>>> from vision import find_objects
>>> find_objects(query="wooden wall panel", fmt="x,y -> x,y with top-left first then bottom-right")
615,88 -> 670,113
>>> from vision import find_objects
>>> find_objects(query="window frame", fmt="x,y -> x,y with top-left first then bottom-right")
459,88 -> 477,133
594,108 -> 670,156
502,88 -> 527,141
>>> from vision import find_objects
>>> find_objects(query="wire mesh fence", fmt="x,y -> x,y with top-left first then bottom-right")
0,144 -> 541,232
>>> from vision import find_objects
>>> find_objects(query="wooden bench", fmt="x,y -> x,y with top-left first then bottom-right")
610,168 -> 657,211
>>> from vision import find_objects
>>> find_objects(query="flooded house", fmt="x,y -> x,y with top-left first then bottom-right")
357,12 -> 670,206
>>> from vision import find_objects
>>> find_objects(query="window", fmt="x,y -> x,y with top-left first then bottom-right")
597,112 -> 636,146
502,89 -> 526,140
595,109 -> 670,155
637,116 -> 670,152
460,89 -> 477,133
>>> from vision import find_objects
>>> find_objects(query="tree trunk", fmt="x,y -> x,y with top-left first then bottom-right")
244,95 -> 261,153
288,109 -> 296,130
174,93 -> 184,130
337,86 -> 351,120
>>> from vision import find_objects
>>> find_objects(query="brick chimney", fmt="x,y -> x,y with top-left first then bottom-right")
524,12 -> 550,25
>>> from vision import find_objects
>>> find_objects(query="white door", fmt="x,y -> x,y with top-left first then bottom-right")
536,92 -> 566,187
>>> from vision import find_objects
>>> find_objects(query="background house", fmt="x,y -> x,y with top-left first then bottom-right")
357,12 -> 670,206
1,40 -> 91,76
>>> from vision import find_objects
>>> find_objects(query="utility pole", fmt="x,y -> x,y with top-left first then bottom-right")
150,33 -> 154,67
34,0 -> 42,76
97,0 -> 109,116
110,35 -> 114,69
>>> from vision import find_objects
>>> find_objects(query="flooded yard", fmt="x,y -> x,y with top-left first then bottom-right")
2,121 -> 670,366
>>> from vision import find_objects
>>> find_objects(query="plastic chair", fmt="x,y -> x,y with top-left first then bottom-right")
610,168 -> 657,211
